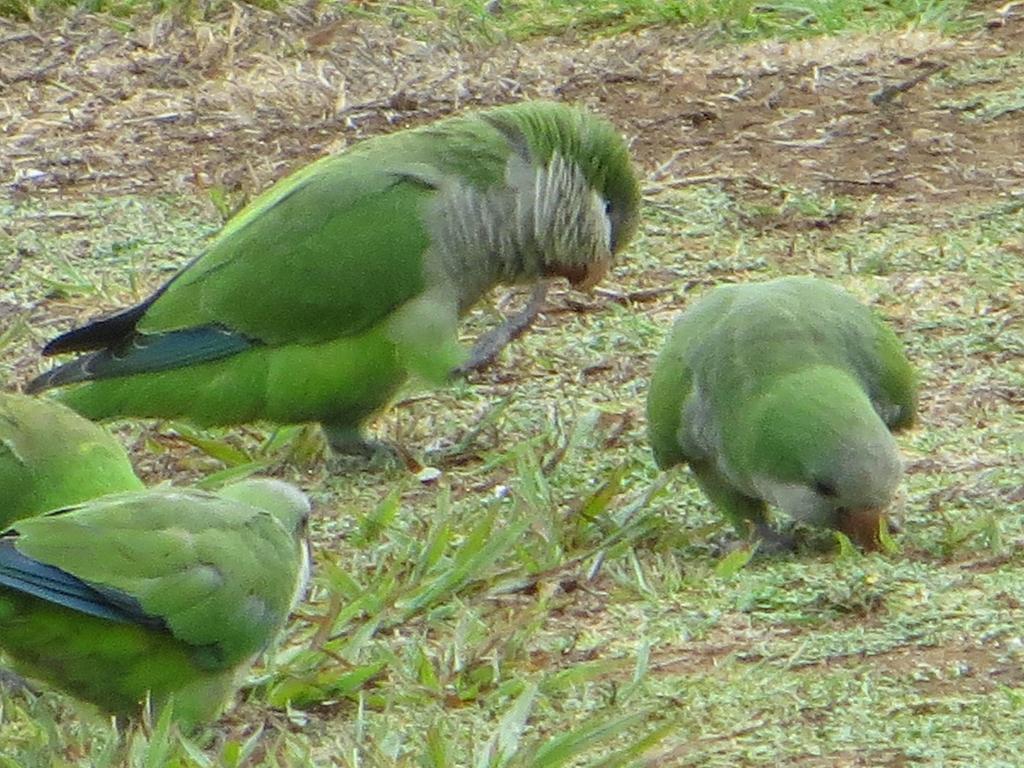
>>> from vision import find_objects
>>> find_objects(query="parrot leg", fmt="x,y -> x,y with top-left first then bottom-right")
0,667 -> 34,695
321,424 -> 403,469
690,462 -> 797,553
452,282 -> 549,378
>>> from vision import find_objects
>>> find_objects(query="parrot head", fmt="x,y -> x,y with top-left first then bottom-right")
483,102 -> 641,292
796,435 -> 901,551
741,367 -> 904,551
216,477 -> 313,606
216,477 -> 311,535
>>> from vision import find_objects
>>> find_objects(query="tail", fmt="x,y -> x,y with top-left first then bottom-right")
41,300 -> 154,357
27,327 -> 256,394
0,538 -> 166,629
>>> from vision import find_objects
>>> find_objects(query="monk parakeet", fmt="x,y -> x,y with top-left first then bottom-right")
647,277 -> 917,551
27,101 -> 641,455
0,478 -> 310,727
0,392 -> 142,527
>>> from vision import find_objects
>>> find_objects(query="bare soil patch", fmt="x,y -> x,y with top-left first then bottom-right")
2,7 -> 1022,209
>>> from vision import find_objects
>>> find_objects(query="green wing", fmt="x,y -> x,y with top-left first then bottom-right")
0,394 -> 142,526
11,489 -> 300,666
864,312 -> 917,430
141,154 -> 436,344
646,285 -> 739,469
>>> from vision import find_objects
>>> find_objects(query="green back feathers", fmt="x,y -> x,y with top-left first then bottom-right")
649,276 -> 917,472
11,482 -> 306,664
690,277 -> 914,427
0,393 -> 142,526
140,167 -> 433,342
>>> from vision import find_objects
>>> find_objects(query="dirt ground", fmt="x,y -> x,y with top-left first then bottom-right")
2,4 -> 1022,209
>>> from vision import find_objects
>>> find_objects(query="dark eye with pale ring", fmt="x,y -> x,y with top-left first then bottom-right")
814,480 -> 838,498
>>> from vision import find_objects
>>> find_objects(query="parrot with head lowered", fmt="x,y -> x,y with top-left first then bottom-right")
1,392 -> 143,528
27,101 -> 641,456
647,276 -> 917,552
0,478 -> 310,727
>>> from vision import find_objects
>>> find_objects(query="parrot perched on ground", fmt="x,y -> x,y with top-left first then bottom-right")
646,276 -> 917,552
0,478 -> 310,727
27,101 -> 641,457
0,392 -> 143,527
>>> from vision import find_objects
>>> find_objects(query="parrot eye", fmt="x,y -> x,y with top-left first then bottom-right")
814,480 -> 838,498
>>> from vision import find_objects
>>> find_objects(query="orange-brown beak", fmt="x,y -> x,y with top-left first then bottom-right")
836,507 -> 886,552
555,258 -> 612,291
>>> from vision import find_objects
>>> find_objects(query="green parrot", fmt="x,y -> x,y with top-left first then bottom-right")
27,100 -> 641,455
647,276 -> 917,551
0,478 -> 310,727
0,392 -> 143,528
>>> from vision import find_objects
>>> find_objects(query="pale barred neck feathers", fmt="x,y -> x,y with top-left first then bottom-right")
427,149 -> 613,311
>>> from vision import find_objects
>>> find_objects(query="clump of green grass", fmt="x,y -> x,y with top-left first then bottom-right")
3,175 -> 1023,765
937,51 -> 1024,121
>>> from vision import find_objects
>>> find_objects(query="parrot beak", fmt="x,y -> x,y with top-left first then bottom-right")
836,507 -> 886,552
557,258 -> 611,291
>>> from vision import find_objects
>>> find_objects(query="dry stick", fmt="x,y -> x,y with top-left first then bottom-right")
871,62 -> 950,106
451,281 -> 549,377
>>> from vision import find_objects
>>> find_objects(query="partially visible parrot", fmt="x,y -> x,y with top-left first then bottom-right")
0,478 -> 310,727
0,392 -> 143,528
647,276 -> 917,552
27,100 -> 641,456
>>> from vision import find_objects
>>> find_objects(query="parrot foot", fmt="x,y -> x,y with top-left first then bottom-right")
715,520 -> 797,557
751,524 -> 799,556
0,668 -> 35,695
322,425 -> 416,471
452,282 -> 549,378
711,528 -> 797,558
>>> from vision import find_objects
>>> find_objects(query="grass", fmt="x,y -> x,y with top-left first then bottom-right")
2,4 -> 1024,767
3,176 -> 1022,765
1,0 -> 981,41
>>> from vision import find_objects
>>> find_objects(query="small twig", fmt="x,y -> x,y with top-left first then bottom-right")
765,134 -> 835,148
594,286 -> 675,305
646,174 -> 777,193
451,281 -> 549,378
120,112 -> 184,125
871,62 -> 949,106
810,171 -> 899,188
645,174 -> 734,190
0,33 -> 46,46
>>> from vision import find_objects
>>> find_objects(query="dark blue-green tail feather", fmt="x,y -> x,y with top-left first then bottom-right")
0,539 -> 167,630
26,327 -> 255,394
